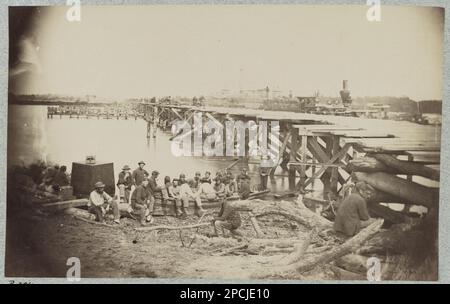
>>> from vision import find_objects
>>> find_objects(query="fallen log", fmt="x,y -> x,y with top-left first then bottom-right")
64,207 -> 96,221
334,253 -> 368,274
254,197 -> 333,231
249,212 -> 264,237
368,202 -> 411,224
372,154 -> 440,181
293,219 -> 384,274
273,191 -> 298,199
135,222 -> 211,232
276,230 -> 314,266
41,199 -> 88,211
253,219 -> 384,279
347,156 -> 397,174
353,172 -> 438,208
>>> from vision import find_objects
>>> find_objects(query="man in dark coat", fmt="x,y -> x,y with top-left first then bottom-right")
212,200 -> 242,238
130,178 -> 153,225
333,182 -> 374,236
132,161 -> 149,186
117,165 -> 132,204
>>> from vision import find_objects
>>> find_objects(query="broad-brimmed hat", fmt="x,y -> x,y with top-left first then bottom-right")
152,170 -> 160,176
138,161 -> 146,165
94,181 -> 105,189
122,165 -> 131,170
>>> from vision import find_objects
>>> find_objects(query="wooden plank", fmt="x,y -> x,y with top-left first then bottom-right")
41,199 -> 89,211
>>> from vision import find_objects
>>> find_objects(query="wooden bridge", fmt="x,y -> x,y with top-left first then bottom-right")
42,101 -> 441,200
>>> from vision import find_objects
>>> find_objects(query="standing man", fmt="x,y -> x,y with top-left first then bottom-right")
132,161 -> 149,186
88,181 -> 120,224
333,182 -> 374,237
130,178 -> 153,225
117,165 -> 132,204
259,155 -> 272,191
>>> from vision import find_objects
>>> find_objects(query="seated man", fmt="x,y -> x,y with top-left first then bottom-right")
236,168 -> 251,190
167,179 -> 183,218
53,165 -> 70,187
333,182 -> 374,237
201,171 -> 212,184
224,169 -> 238,196
197,180 -> 218,201
179,176 -> 206,217
238,178 -> 251,200
187,171 -> 202,191
213,178 -> 226,199
130,178 -> 153,225
88,181 -> 120,224
149,170 -> 165,214
213,201 -> 242,238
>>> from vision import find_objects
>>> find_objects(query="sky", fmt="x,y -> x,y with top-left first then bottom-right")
9,5 -> 444,100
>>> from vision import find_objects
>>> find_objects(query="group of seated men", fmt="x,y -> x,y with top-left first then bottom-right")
88,161 -> 253,231
39,165 -> 70,193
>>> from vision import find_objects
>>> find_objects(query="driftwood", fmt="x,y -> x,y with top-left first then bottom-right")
254,197 -> 333,231
276,230 -> 315,266
353,172 -> 438,208
249,212 -> 264,237
41,199 -> 88,211
293,219 -> 384,274
348,154 -> 440,181
252,219 -> 383,279
135,222 -> 211,232
64,207 -> 96,221
368,203 -> 411,224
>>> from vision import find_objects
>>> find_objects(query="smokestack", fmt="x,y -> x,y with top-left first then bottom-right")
343,80 -> 348,91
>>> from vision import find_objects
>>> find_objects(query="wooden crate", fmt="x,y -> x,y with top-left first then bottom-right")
71,162 -> 115,197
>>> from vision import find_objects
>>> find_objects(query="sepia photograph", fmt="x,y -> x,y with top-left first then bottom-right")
5,3 -> 444,282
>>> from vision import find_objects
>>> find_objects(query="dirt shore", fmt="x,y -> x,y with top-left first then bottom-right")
5,208 -> 321,280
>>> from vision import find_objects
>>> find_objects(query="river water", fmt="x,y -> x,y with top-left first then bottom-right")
7,105 -> 441,194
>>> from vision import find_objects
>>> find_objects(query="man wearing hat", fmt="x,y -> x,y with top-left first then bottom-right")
88,181 -> 120,224
132,161 -> 149,186
333,181 -> 374,237
117,165 -> 132,204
